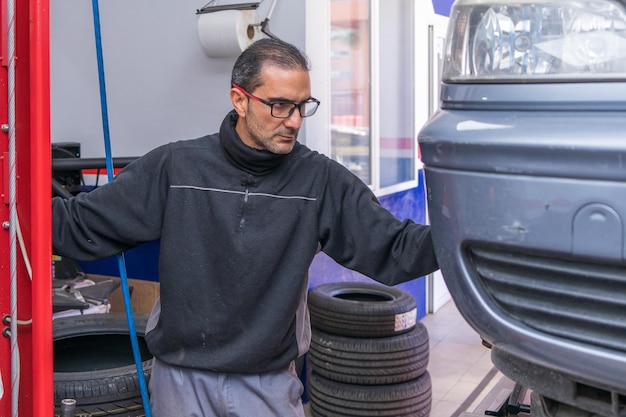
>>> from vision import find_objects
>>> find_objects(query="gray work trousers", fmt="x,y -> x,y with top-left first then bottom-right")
149,358 -> 306,417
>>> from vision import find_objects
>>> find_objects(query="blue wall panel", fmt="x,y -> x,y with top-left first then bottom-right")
433,0 -> 454,16
78,240 -> 160,282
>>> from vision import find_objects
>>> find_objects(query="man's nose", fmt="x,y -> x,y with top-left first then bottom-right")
283,109 -> 303,129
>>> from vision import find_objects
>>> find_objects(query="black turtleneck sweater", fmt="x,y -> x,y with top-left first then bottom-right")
52,110 -> 438,373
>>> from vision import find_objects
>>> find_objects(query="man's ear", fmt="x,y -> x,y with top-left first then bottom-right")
231,88 -> 248,118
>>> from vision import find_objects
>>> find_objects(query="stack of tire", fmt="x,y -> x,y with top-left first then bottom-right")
307,282 -> 431,417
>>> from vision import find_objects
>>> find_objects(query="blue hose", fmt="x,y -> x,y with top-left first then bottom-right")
90,1 -> 153,415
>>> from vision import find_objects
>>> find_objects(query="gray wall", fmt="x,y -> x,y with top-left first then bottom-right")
51,0 -> 305,158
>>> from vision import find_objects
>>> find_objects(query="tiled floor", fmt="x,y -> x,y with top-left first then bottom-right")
421,300 -> 502,417
304,299 -> 505,417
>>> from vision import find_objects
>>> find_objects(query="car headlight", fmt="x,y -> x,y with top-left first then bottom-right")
443,0 -> 626,81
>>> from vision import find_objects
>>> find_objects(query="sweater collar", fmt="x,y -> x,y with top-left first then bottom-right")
219,110 -> 289,175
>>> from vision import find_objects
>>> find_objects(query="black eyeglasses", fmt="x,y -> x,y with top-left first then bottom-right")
232,83 -> 320,119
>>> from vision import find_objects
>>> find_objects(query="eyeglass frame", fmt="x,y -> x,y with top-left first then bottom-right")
232,83 -> 320,119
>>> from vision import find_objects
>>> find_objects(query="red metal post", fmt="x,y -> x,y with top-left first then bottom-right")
0,0 -> 51,414
0,0 -> 11,412
29,0 -> 52,415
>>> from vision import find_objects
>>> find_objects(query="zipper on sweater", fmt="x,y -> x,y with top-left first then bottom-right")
238,188 -> 249,231
238,175 -> 255,232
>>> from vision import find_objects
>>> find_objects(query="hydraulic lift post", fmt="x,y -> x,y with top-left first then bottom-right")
0,0 -> 52,415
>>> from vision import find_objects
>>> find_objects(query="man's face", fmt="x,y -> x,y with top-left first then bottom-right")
232,66 -> 312,155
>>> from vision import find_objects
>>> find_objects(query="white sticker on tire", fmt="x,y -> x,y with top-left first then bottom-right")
394,308 -> 417,331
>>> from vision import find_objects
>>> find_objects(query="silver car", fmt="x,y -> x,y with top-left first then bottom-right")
419,0 -> 626,415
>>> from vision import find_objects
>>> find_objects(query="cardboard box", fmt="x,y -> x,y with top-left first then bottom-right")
88,274 -> 160,316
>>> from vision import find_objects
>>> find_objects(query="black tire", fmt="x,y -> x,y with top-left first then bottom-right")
53,313 -> 153,416
308,323 -> 429,385
308,371 -> 432,417
308,283 -> 417,338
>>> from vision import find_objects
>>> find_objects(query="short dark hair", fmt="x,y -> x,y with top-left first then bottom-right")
231,38 -> 310,92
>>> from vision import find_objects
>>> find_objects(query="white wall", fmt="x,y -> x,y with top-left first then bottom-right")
51,0 -> 305,158
419,10 -> 452,314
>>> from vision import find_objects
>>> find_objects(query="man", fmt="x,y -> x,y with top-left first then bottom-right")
52,38 -> 439,416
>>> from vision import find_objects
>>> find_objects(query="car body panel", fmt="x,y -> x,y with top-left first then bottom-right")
419,80 -> 626,412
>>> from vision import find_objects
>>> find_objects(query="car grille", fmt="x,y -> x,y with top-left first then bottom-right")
468,246 -> 626,354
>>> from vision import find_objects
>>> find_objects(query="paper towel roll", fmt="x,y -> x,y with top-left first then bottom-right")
197,10 -> 262,59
